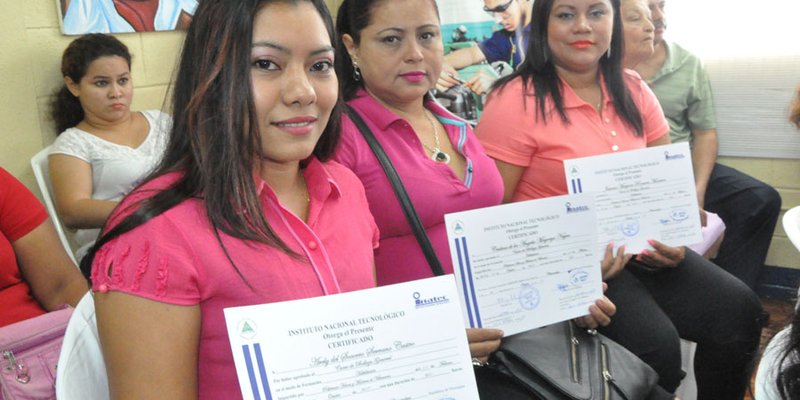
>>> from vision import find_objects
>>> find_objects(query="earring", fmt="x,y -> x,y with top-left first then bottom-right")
542,47 -> 549,63
352,61 -> 362,82
606,47 -> 612,59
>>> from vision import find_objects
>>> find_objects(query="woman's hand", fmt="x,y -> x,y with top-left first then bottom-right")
572,283 -> 616,329
636,240 -> 685,268
466,328 -> 503,363
600,242 -> 630,280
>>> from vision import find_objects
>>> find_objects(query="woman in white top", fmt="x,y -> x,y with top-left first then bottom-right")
49,34 -> 169,265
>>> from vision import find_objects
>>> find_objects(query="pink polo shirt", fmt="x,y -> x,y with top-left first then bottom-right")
334,90 -> 504,286
91,158 -> 378,400
476,70 -> 668,201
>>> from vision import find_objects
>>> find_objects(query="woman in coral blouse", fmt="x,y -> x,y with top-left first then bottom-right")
475,0 -> 763,398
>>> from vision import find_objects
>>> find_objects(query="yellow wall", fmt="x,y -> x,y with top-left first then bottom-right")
1,0 -> 797,268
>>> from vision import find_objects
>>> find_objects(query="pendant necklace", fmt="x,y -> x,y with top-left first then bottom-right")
422,111 -> 451,164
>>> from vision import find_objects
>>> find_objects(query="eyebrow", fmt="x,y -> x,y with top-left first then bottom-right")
252,41 -> 334,56
91,72 -> 129,79
376,24 -> 439,35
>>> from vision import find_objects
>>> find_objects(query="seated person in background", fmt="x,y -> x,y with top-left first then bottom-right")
437,0 -> 533,95
755,289 -> 800,399
0,167 -> 87,328
88,1 -> 378,398
754,91 -> 800,400
620,0 -> 724,259
48,33 -> 170,263
474,0 -> 764,397
630,0 -> 781,290
334,0 -> 620,376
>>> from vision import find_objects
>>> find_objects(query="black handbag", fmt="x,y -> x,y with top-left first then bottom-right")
490,321 -> 659,400
343,104 -> 659,400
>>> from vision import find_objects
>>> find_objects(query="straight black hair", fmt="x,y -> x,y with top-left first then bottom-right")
81,0 -> 342,280
492,0 -> 644,136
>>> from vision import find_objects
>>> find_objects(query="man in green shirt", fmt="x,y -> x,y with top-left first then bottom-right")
632,0 -> 781,290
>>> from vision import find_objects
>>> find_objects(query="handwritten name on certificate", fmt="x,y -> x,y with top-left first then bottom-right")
223,276 -> 479,400
563,142 -> 702,254
444,194 -> 602,336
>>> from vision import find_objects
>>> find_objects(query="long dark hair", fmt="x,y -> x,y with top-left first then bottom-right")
493,0 -> 644,135
776,296 -> 800,399
80,0 -> 342,279
50,33 -> 132,134
334,0 -> 439,101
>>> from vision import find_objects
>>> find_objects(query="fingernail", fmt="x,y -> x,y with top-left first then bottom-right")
641,250 -> 650,256
647,239 -> 655,246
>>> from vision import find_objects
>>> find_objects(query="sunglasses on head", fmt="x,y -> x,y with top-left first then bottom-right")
483,0 -> 515,14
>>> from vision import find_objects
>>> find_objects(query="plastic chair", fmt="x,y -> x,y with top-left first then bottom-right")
783,206 -> 800,252
55,292 -> 109,400
30,146 -> 77,265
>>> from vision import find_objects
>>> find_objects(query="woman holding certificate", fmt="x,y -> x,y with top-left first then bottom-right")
332,0 -> 622,371
87,0 -> 378,398
474,0 -> 763,398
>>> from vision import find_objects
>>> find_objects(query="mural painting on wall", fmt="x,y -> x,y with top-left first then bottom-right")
57,0 -> 198,35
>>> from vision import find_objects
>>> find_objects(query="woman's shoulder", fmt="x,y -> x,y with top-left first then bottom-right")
108,173 -> 186,225
50,126 -> 97,159
318,160 -> 364,192
621,69 -> 651,92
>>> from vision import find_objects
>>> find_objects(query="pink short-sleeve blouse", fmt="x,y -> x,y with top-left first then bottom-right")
334,90 -> 504,286
91,158 -> 378,399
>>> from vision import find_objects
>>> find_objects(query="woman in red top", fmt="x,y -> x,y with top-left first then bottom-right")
0,167 -> 87,327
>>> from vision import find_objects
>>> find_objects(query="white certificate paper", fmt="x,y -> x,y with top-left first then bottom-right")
444,193 -> 602,336
563,142 -> 702,254
223,276 -> 479,400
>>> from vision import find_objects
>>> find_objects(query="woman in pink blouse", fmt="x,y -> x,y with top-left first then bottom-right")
87,1 -> 378,399
332,0 -> 621,374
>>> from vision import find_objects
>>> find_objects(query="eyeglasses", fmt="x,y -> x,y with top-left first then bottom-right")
483,0 -> 515,15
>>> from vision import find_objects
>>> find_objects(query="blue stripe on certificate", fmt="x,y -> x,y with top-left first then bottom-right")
254,343 -> 272,400
455,238 -> 475,327
571,178 -> 583,193
455,237 -> 482,328
242,344 -> 262,400
461,237 -> 482,328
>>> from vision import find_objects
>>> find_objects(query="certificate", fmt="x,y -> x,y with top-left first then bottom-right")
444,193 -> 602,336
223,276 -> 479,400
563,142 -> 702,254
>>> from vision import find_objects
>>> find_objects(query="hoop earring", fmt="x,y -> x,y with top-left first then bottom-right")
606,47 -> 611,59
352,61 -> 362,82
542,47 -> 549,63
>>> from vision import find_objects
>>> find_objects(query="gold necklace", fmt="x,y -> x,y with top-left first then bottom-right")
422,111 -> 451,164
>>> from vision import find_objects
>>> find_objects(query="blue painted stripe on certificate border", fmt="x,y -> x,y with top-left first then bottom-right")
455,237 -> 476,327
254,343 -> 272,400
461,237 -> 483,328
242,344 -> 262,400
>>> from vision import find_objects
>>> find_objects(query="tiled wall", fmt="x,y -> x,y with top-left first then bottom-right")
719,157 -> 800,269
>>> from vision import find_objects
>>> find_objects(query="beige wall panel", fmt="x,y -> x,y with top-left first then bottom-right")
140,32 -> 185,85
